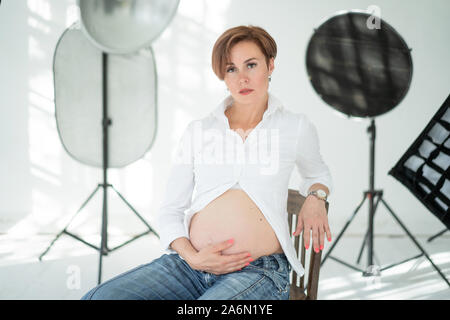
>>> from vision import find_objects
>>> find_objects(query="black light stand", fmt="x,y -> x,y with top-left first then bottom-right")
320,119 -> 450,287
39,53 -> 159,285
427,229 -> 448,243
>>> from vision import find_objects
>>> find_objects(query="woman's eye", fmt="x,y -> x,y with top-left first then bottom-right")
226,63 -> 256,73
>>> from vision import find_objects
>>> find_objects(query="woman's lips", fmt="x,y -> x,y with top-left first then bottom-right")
239,89 -> 254,95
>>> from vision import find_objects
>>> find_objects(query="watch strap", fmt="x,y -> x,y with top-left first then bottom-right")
307,189 -> 328,201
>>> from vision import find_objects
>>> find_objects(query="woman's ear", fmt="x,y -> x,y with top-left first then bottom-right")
268,57 -> 275,75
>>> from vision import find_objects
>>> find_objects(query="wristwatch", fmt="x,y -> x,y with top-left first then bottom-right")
308,189 -> 328,201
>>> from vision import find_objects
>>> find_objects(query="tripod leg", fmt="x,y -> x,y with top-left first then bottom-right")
39,185 -> 101,261
356,232 -> 369,265
356,194 -> 382,264
321,194 -> 367,267
427,228 -> 448,243
358,233 -> 382,267
110,185 -> 159,238
380,197 -> 450,287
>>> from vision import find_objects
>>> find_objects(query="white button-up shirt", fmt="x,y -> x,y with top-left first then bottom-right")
156,92 -> 333,277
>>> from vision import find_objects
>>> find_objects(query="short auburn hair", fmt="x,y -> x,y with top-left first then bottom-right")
211,25 -> 277,81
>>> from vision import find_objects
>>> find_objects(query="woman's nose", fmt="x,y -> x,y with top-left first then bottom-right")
239,76 -> 249,85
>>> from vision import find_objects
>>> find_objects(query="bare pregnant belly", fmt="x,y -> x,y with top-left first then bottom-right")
189,189 -> 283,260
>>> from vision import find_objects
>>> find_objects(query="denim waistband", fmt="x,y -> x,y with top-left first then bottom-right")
251,253 -> 291,273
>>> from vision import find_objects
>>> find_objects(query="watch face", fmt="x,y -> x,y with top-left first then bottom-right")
317,190 -> 327,198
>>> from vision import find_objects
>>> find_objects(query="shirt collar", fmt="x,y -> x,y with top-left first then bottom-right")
211,91 -> 284,124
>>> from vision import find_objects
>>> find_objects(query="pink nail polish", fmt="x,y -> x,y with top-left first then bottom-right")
305,244 -> 309,250
320,245 -> 324,250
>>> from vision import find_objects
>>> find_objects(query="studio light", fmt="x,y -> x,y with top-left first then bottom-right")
389,94 -> 450,240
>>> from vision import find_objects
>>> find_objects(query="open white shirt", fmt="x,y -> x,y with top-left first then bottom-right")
156,92 -> 333,277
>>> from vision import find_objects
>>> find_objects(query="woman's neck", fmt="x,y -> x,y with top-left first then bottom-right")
226,93 -> 269,126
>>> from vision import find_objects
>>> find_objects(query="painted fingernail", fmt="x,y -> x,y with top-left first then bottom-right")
249,258 -> 254,262
320,245 -> 324,250
315,247 -> 319,253
245,262 -> 250,266
305,244 -> 309,249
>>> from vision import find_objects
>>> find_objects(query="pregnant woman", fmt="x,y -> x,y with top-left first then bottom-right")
82,25 -> 333,300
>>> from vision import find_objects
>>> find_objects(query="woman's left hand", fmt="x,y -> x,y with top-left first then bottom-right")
292,196 -> 331,253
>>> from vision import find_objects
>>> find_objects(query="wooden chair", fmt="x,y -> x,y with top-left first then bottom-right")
287,188 -> 329,300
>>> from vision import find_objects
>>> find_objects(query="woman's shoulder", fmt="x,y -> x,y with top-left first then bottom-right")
277,107 -> 311,127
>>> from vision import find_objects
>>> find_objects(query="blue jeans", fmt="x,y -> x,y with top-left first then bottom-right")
81,253 -> 291,300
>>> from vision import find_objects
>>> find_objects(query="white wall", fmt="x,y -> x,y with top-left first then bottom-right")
1,0 -> 449,244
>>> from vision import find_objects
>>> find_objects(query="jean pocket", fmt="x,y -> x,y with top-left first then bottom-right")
269,272 -> 290,298
247,262 -> 289,280
245,264 -> 290,298
273,267 -> 290,281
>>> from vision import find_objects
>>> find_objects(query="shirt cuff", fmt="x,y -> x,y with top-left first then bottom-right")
159,225 -> 189,254
299,177 -> 333,198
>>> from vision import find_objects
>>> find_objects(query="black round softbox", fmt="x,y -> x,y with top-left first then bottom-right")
306,11 -> 413,118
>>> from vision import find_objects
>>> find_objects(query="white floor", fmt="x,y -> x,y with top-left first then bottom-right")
0,232 -> 449,300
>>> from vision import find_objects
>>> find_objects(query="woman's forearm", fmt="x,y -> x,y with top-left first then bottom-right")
170,237 -> 198,264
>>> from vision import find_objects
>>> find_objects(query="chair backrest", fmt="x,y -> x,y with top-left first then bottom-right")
287,189 -> 329,300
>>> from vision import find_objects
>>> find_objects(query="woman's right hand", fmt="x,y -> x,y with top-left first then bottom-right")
188,239 -> 253,275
